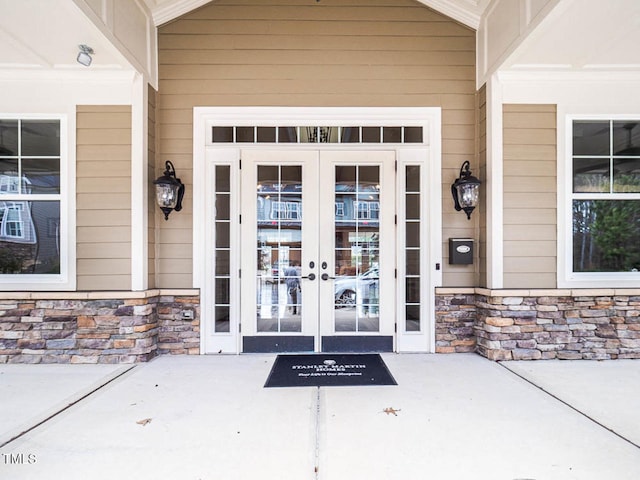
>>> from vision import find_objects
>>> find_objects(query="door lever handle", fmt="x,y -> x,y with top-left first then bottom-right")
302,273 -> 316,281
321,273 -> 335,281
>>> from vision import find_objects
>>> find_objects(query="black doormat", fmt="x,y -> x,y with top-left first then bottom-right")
264,354 -> 397,388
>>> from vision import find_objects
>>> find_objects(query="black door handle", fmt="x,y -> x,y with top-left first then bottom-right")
302,273 -> 316,281
321,273 -> 335,281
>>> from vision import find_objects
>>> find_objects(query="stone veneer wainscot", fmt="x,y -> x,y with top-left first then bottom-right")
436,288 -> 640,360
0,290 -> 199,364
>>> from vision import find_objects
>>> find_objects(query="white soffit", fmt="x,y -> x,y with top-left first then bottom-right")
504,0 -> 640,72
143,0 -> 487,28
0,0 -> 129,71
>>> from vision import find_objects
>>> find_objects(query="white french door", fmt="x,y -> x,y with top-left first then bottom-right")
240,150 -> 396,352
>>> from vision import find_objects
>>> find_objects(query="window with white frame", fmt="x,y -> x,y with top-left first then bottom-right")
571,120 -> 640,273
0,119 -> 62,275
270,201 -> 301,220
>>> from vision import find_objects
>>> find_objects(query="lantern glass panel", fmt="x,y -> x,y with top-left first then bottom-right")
156,183 -> 178,208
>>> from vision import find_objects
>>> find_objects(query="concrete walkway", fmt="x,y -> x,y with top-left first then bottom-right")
1,354 -> 639,479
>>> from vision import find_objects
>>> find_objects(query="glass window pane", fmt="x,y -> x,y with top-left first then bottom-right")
573,121 -> 610,156
341,127 -> 360,143
335,166 -> 356,188
383,127 -> 401,143
215,278 -> 230,303
301,127 -> 318,143
406,166 -> 420,192
406,277 -> 420,303
0,120 -> 18,156
613,122 -> 640,156
215,250 -> 230,275
406,193 -> 420,220
21,120 -> 60,156
362,127 -> 380,143
0,201 -> 59,274
215,306 -> 230,333
257,127 -> 276,143
406,305 -> 420,331
281,166 -> 301,185
573,158 -> 610,193
216,222 -> 230,248
406,249 -> 420,275
573,200 -> 640,272
236,127 -> 254,143
212,127 -> 233,143
215,166 -> 230,192
406,222 -> 420,248
258,165 -> 278,184
22,158 -> 60,194
214,192 -> 230,220
278,127 -> 297,143
404,127 -> 423,143
359,166 -> 379,188
613,158 -> 640,192
0,159 -> 19,193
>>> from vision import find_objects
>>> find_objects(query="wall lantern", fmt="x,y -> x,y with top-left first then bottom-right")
154,161 -> 185,220
451,160 -> 481,220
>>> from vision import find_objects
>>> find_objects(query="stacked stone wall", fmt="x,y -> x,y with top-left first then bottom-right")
474,292 -> 640,361
0,291 -> 199,364
435,289 -> 640,360
435,291 -> 476,353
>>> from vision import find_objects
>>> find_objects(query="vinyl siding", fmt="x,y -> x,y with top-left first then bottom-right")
76,105 -> 132,291
157,0 -> 477,288
503,104 -> 557,288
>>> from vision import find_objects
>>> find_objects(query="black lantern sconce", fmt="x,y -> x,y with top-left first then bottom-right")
451,161 -> 481,220
154,161 -> 185,220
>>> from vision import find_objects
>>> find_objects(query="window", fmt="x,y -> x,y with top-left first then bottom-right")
0,118 -> 64,280
571,120 -> 640,274
270,201 -> 301,220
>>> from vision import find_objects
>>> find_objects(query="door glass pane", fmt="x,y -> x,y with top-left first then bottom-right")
334,165 -> 380,333
405,165 -> 421,332
256,165 -> 302,333
214,166 -> 231,333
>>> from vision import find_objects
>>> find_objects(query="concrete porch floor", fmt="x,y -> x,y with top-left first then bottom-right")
1,353 -> 639,479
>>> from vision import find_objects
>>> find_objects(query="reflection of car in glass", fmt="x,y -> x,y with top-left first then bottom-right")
334,268 -> 379,306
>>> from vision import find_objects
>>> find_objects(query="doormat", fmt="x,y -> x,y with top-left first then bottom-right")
264,354 -> 397,388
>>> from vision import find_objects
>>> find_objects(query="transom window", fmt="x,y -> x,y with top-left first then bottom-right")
571,120 -> 640,273
211,126 -> 423,144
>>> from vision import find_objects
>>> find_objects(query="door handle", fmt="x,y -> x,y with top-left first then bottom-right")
302,273 -> 316,281
321,273 -> 335,281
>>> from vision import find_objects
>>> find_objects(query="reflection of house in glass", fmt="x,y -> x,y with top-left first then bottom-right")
0,173 -> 60,274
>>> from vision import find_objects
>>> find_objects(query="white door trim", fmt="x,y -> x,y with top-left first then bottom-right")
193,107 -> 442,354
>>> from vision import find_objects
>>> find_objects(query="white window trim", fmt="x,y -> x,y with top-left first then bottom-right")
0,114 -> 73,290
559,114 -> 640,288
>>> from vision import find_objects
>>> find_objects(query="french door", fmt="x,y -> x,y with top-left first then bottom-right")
240,150 -> 396,352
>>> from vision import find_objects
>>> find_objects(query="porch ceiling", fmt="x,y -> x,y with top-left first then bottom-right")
503,0 -> 640,73
0,0 -> 638,76
0,0 -> 131,72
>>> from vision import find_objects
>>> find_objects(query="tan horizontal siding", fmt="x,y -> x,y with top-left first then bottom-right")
76,105 -> 132,291
158,0 -> 477,288
503,104 -> 557,289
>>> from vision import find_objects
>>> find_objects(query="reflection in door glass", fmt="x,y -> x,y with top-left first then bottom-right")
334,165 -> 380,332
214,166 -> 231,333
405,165 -> 421,332
256,165 -> 303,332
